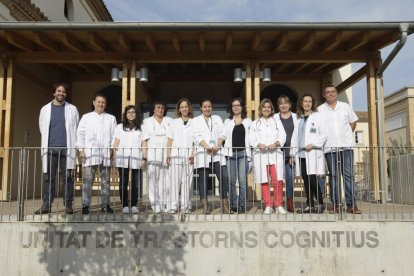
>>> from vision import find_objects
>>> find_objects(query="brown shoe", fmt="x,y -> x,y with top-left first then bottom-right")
221,198 -> 232,214
202,198 -> 211,214
346,206 -> 362,214
328,204 -> 340,214
287,198 -> 294,213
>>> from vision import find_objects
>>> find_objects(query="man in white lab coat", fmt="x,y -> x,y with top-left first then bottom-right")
35,83 -> 79,215
77,93 -> 117,214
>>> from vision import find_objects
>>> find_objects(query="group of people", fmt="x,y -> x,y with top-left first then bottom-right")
35,82 -> 361,216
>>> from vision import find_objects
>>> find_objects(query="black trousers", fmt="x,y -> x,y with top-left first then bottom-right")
300,158 -> 323,207
118,167 -> 141,207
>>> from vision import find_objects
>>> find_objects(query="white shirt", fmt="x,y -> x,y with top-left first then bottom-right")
142,116 -> 173,163
193,114 -> 226,168
76,111 -> 117,167
112,124 -> 143,169
167,118 -> 194,164
318,101 -> 358,152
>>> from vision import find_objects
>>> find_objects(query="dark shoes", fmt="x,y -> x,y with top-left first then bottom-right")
315,204 -> 325,213
82,206 -> 90,215
231,206 -> 246,214
346,206 -> 362,214
65,206 -> 74,215
101,205 -> 114,214
34,205 -> 51,215
328,204 -> 340,214
287,198 -> 294,213
299,206 -> 313,213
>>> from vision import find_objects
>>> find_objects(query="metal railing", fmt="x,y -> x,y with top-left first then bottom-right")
0,146 -> 413,222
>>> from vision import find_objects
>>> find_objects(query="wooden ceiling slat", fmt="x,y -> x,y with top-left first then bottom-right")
144,33 -> 157,52
321,32 -> 342,51
298,32 -> 316,51
117,32 -> 132,51
33,32 -> 58,51
5,32 -> 33,51
172,32 -> 181,52
291,63 -> 310,74
60,32 -> 83,52
199,32 -> 205,52
346,31 -> 369,51
251,32 -> 261,51
88,32 -> 106,51
274,32 -> 288,51
225,32 -> 232,52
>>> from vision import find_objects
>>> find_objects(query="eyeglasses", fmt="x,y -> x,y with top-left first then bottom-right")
126,110 -> 136,114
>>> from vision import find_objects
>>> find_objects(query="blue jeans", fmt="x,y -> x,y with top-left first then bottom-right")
196,161 -> 229,199
325,149 -> 356,206
285,161 -> 294,199
227,150 -> 248,208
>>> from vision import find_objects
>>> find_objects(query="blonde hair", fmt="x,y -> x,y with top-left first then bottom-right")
175,98 -> 193,118
258,98 -> 275,117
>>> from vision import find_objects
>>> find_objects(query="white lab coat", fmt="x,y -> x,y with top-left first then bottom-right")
39,101 -> 79,173
274,112 -> 300,158
223,117 -> 252,159
76,111 -> 117,167
167,118 -> 194,165
249,117 -> 286,183
112,124 -> 143,169
142,116 -> 173,164
292,112 -> 327,176
193,114 -> 227,168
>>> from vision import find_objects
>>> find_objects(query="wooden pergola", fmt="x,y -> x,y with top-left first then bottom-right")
0,22 -> 413,201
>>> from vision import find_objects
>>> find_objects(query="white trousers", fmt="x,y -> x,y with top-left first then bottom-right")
167,162 -> 193,211
147,162 -> 169,210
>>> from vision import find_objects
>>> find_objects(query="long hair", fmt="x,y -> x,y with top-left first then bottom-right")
296,93 -> 317,118
175,98 -> 193,118
229,97 -> 247,119
258,98 -> 275,118
122,105 -> 142,131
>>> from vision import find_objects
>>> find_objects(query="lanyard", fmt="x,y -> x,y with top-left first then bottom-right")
205,117 -> 213,133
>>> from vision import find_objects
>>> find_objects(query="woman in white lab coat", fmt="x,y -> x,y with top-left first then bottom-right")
141,101 -> 173,213
112,105 -> 145,214
193,99 -> 229,214
166,98 -> 195,214
293,93 -> 327,213
249,98 -> 287,215
223,97 -> 252,213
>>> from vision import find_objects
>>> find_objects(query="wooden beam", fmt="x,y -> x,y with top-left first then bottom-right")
60,32 -> 83,52
307,63 -> 329,74
298,32 -> 315,51
336,65 -> 367,93
88,32 -> 106,51
121,63 -> 128,112
346,31 -> 369,51
11,50 -> 378,64
144,33 -> 157,52
171,32 -> 181,52
321,32 -> 342,51
225,32 -> 232,52
251,32 -> 261,51
5,32 -> 33,51
369,32 -> 399,50
290,63 -> 309,74
273,63 -> 290,73
33,32 -> 58,51
15,64 -> 50,93
245,61 -> 253,118
117,32 -> 132,51
274,32 -> 288,51
199,32 -> 205,52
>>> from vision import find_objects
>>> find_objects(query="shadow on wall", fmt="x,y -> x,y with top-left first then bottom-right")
23,221 -> 187,275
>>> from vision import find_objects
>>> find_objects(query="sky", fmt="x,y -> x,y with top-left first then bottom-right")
104,0 -> 414,111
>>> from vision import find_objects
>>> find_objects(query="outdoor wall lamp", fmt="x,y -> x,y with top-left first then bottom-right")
111,67 -> 149,82
233,67 -> 271,83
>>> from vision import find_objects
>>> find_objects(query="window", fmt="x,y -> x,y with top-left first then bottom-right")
386,112 -> 407,132
355,131 -> 363,144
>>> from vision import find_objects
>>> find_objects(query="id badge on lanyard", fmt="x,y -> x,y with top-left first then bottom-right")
206,117 -> 215,147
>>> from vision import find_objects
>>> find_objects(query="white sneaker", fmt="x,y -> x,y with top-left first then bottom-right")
122,206 -> 130,214
131,206 -> 139,214
154,206 -> 161,214
263,206 -> 273,215
276,206 -> 287,214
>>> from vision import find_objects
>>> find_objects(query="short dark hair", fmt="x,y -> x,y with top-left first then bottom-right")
200,98 -> 212,107
323,84 -> 338,95
93,92 -> 107,101
53,83 -> 69,94
152,100 -> 167,116
229,97 -> 247,119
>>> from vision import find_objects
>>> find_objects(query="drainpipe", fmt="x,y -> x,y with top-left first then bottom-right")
376,23 -> 409,203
